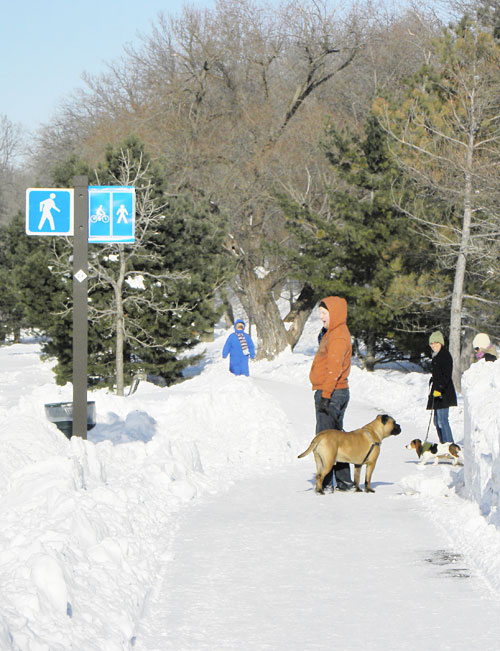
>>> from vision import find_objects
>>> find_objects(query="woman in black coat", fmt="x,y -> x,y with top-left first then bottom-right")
426,331 -> 457,443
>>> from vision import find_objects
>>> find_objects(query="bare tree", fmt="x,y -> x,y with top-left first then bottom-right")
0,115 -> 25,223
29,0 -> 449,360
376,18 -> 500,388
162,0 -> 368,357
29,1 -> 370,358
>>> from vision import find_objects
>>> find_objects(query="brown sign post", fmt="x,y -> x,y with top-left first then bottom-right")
27,179 -> 134,437
71,176 -> 89,439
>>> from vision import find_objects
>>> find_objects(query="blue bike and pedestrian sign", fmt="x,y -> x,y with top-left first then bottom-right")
25,188 -> 74,235
88,186 -> 135,243
26,186 -> 136,243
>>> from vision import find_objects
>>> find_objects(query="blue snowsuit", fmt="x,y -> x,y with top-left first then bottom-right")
222,319 -> 256,376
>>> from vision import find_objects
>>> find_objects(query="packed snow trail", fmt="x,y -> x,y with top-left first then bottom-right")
134,377 -> 500,650
135,467 -> 500,651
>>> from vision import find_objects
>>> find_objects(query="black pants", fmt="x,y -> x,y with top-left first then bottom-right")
314,388 -> 351,488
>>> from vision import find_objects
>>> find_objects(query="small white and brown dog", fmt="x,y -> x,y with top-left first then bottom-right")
406,439 -> 464,466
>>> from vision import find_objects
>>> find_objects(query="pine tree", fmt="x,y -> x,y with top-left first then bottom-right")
0,214 -> 31,342
0,214 -> 69,347
13,138 -> 231,392
282,116 -> 439,369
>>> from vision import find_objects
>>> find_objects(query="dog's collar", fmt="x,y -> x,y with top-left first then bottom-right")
363,429 -> 381,445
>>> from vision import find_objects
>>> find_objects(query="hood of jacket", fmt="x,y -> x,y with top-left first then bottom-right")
234,319 -> 246,332
321,296 -> 347,332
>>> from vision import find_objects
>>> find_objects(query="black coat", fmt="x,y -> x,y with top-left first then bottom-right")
426,347 -> 457,410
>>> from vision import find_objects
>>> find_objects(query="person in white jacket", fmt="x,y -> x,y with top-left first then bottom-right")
472,333 -> 498,363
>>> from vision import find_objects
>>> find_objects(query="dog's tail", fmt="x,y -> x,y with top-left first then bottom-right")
297,439 -> 317,459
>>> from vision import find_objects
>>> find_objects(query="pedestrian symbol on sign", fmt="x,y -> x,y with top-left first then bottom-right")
25,188 -> 74,236
38,193 -> 60,230
117,204 -> 128,224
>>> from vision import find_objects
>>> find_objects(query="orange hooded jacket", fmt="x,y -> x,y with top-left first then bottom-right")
309,296 -> 352,398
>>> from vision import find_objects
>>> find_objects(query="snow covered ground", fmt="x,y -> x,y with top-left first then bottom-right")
0,313 -> 500,650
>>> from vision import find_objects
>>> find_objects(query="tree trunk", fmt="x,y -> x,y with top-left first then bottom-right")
242,287 -> 289,360
115,295 -> 125,396
220,291 -> 234,327
352,336 -> 377,371
449,142 -> 474,393
234,266 -> 290,360
362,332 -> 377,371
283,283 -> 317,350
460,327 -> 475,376
234,262 -> 319,360
114,250 -> 126,396
449,243 -> 469,392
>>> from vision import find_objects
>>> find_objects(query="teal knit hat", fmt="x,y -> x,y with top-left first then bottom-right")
429,331 -> 445,346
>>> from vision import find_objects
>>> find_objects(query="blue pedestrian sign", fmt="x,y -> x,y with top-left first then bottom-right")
88,186 -> 135,243
26,188 -> 74,235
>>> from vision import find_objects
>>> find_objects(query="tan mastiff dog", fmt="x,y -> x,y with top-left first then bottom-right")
298,414 -> 401,494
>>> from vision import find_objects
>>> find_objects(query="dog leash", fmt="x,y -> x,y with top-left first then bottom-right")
424,395 -> 435,443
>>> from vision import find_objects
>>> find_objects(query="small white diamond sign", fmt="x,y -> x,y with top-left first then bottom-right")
74,269 -> 88,283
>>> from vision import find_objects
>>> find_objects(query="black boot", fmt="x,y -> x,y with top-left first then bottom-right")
334,463 -> 355,491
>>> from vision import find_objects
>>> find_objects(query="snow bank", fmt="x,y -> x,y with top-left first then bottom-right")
393,357 -> 500,598
462,359 -> 500,525
0,340 -> 302,650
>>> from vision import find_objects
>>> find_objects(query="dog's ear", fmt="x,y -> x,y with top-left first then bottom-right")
381,414 -> 390,425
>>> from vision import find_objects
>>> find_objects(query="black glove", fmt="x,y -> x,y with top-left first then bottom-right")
318,396 -> 330,415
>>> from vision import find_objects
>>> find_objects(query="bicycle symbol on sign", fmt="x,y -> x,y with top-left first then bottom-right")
90,205 -> 110,223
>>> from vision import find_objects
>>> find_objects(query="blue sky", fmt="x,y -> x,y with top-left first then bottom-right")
1,0 -> 214,134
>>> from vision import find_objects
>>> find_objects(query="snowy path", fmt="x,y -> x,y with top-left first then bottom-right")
134,377 -> 500,650
135,468 -> 500,651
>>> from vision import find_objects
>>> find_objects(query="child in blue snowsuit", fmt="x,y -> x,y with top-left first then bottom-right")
222,319 -> 256,376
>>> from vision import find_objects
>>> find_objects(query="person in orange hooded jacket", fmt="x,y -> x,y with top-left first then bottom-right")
309,296 -> 354,491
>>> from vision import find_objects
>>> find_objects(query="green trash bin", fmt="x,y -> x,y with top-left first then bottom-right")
44,401 -> 96,439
